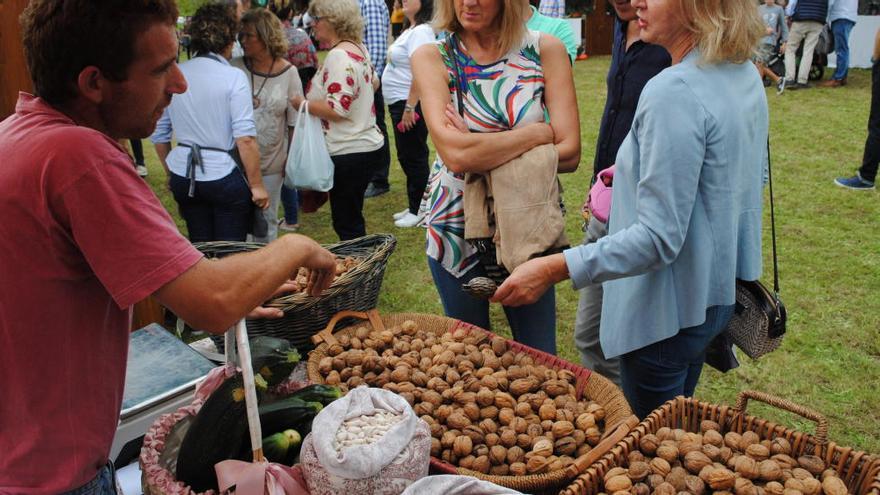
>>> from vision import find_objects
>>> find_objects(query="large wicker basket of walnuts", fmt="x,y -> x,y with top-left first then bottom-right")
307,310 -> 637,494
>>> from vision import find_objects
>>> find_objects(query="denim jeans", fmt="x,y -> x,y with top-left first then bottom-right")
280,184 -> 299,225
428,257 -> 557,355
831,19 -> 855,81
169,169 -> 252,242
620,304 -> 735,418
61,462 -> 117,495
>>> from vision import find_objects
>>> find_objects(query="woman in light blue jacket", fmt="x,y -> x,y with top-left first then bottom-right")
493,0 -> 769,417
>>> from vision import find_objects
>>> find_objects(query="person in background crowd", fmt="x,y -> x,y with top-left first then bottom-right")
232,9 -> 304,242
572,0 -> 670,387
382,0 -> 436,228
821,0 -> 857,87
756,0 -> 788,94
834,27 -> 880,190
277,0 -> 320,232
359,0 -> 393,199
294,0 -> 384,240
525,1 -> 578,63
412,0 -> 580,355
783,0 -> 828,90
152,3 -> 267,242
130,139 -> 149,176
492,0 -> 768,418
0,1 -> 336,492
538,0 -> 565,18
391,0 -> 405,37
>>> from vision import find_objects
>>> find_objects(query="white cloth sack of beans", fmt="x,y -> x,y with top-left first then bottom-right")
300,386 -> 431,495
401,475 -> 523,495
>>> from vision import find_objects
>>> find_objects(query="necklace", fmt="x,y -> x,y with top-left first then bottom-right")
248,57 -> 277,109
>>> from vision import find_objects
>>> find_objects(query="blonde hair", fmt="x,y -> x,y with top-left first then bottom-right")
432,0 -> 527,56
308,0 -> 364,43
241,8 -> 289,59
676,0 -> 765,64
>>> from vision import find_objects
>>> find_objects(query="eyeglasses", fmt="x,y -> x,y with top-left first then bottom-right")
237,31 -> 257,42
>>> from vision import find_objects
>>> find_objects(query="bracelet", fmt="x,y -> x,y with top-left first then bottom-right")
404,104 -> 415,112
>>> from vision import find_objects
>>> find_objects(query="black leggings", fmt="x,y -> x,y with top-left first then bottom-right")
388,100 -> 430,214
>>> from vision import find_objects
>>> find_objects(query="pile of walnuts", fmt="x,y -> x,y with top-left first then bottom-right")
598,421 -> 850,495
317,321 -> 609,476
288,256 -> 359,293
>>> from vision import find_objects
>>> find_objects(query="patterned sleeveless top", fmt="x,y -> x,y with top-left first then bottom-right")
420,30 -> 546,277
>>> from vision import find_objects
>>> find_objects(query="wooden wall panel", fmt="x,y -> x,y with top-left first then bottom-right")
0,0 -> 33,120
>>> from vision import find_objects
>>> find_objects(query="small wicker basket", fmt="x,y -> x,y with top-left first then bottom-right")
561,392 -> 880,495
306,310 -> 637,495
193,234 -> 396,352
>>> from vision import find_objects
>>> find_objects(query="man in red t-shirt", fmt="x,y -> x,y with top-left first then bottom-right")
0,1 -> 336,493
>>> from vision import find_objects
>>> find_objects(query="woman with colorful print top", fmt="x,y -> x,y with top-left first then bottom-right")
293,0 -> 384,240
411,0 -> 580,354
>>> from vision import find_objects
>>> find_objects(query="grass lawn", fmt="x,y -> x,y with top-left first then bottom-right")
140,55 -> 879,452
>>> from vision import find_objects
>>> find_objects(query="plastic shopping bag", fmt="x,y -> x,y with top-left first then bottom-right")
285,101 -> 334,192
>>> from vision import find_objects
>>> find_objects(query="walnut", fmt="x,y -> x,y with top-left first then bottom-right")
702,444 -> 721,462
648,474 -> 666,489
707,468 -> 736,490
801,477 -> 822,495
797,455 -> 826,476
724,432 -> 742,450
628,450 -> 646,464
735,456 -> 760,480
657,444 -> 680,463
489,445 -> 507,465
453,436 -> 473,457
734,477 -> 757,495
719,446 -> 734,463
821,469 -> 840,480
792,468 -> 813,480
494,392 -> 517,409
771,454 -> 798,469
632,482 -> 651,495
472,455 -> 491,474
684,451 -> 713,474
698,465 -> 715,483
651,457 -> 672,477
480,405 -> 499,420
500,428 -> 517,448
770,437 -> 792,456
680,439 -> 704,457
538,403 -> 557,421
462,402 -> 481,422
555,436 -> 578,456
740,431 -> 761,451
552,420 -> 575,438
605,475 -> 633,493
764,481 -> 785,495
532,437 -> 554,457
701,420 -> 721,433
784,478 -> 805,492
746,443 -> 771,461
685,475 -> 706,495
822,476 -> 848,495
498,407 -> 515,426
447,412 -> 471,430
509,461 -> 527,476
527,455 -> 550,474
604,467 -> 629,483
654,482 -> 677,495
474,444 -> 489,457
759,460 -> 783,481
628,461 -> 651,482
666,467 -> 689,492
640,434 -> 661,455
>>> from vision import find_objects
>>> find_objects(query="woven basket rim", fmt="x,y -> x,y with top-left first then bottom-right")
306,312 -> 633,492
194,234 -> 396,310
561,395 -> 880,495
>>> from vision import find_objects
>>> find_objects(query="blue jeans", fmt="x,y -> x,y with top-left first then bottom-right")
280,184 -> 299,224
61,462 -> 117,495
169,170 -> 252,242
428,257 -> 557,355
620,304 -> 735,418
831,19 -> 855,81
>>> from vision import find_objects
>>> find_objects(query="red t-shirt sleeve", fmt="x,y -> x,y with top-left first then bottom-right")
57,155 -> 203,309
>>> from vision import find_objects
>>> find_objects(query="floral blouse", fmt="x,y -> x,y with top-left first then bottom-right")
419,30 -> 547,277
307,45 -> 383,156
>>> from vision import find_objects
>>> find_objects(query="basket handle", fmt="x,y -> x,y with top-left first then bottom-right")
310,309 -> 385,346
565,414 -> 639,477
734,390 -> 828,445
234,320 -> 265,462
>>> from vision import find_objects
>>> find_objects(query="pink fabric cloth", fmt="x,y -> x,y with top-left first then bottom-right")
0,93 -> 203,493
216,460 -> 309,495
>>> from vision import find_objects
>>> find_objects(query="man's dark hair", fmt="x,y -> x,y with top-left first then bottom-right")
20,0 -> 179,106
189,3 -> 239,56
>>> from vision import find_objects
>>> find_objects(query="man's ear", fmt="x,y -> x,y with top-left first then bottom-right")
76,66 -> 106,104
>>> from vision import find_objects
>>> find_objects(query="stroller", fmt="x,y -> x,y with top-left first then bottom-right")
767,26 -> 830,82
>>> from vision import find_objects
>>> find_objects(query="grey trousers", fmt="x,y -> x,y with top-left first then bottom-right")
573,216 -> 621,386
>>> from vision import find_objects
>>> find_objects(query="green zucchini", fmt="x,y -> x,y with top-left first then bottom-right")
176,372 -> 267,492
258,396 -> 322,436
262,429 -> 301,463
249,336 -> 301,386
287,384 -> 342,405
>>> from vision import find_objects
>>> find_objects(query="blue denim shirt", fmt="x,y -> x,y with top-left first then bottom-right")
564,50 -> 768,359
592,18 -> 670,179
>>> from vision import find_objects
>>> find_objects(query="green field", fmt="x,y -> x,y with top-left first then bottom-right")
141,55 -> 880,452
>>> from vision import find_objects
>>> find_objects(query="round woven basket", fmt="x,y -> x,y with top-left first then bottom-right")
561,393 -> 880,495
306,312 -> 635,495
193,234 -> 396,352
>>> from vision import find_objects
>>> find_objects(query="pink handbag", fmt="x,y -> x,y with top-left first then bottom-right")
586,165 -> 615,224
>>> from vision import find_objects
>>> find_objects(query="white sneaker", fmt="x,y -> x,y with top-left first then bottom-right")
394,212 -> 422,228
392,208 -> 410,220
136,165 -> 148,177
